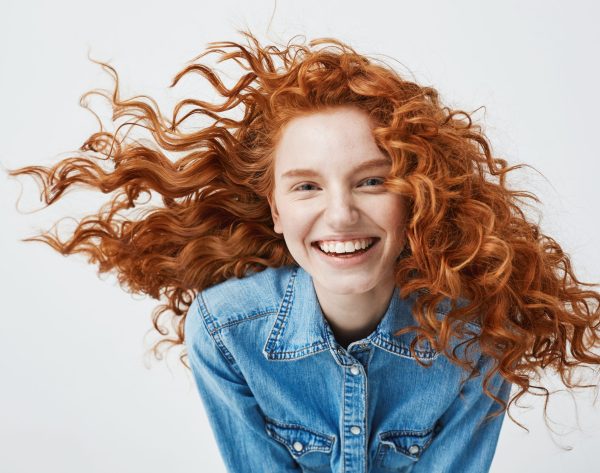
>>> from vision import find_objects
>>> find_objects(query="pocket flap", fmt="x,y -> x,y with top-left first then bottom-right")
264,417 -> 335,458
378,427 -> 434,460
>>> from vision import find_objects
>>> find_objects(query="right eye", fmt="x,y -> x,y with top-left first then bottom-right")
293,183 -> 319,191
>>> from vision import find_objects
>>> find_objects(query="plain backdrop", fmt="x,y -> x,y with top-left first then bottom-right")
1,1 -> 599,472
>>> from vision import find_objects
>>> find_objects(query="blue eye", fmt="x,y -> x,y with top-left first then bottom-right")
362,178 -> 385,186
294,183 -> 318,191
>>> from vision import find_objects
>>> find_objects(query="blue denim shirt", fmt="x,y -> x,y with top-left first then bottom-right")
184,264 -> 511,473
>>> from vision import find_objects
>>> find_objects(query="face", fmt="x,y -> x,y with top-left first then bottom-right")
268,106 -> 408,296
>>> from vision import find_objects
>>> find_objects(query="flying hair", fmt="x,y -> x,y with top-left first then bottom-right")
7,30 -> 600,433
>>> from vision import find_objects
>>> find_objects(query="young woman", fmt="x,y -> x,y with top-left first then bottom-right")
8,31 -> 600,472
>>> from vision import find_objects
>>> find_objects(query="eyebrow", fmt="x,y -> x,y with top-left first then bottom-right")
280,157 -> 392,180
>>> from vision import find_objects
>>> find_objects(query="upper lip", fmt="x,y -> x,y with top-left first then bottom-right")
311,235 -> 380,244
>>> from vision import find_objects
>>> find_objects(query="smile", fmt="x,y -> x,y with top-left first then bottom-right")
311,237 -> 380,262
314,237 -> 377,254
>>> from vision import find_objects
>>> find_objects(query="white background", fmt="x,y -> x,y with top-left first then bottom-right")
1,1 -> 599,472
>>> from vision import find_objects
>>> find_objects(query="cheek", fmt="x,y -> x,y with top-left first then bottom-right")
374,194 -> 405,218
375,197 -> 408,240
277,202 -> 313,241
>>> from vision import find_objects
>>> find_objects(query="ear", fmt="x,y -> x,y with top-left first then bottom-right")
267,195 -> 283,234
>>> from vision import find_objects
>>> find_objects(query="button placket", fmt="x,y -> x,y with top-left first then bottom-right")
341,346 -> 368,472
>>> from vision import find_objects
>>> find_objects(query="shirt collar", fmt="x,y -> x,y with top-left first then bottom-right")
262,265 -> 446,364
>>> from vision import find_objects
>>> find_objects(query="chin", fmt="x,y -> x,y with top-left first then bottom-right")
313,274 -> 379,295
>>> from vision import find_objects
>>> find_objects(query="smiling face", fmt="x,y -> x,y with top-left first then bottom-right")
268,105 -> 408,297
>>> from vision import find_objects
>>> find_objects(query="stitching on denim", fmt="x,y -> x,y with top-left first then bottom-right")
263,416 -> 336,456
263,266 -> 298,355
197,291 -> 244,376
375,336 -> 440,360
215,309 -> 278,332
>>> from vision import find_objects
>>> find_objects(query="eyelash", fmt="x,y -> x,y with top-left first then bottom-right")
293,178 -> 385,192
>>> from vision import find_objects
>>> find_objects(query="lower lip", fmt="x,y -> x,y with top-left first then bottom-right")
312,240 -> 380,267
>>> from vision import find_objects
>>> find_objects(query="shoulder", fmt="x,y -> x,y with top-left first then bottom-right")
432,293 -> 483,334
185,265 -> 297,335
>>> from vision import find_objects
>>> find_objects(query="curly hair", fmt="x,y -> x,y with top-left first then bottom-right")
7,30 -> 600,432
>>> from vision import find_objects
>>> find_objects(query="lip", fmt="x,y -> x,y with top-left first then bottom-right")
311,235 -> 380,244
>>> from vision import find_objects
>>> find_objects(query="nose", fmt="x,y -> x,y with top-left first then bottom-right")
323,187 -> 360,228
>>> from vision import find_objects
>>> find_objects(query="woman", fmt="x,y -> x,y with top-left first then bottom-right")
8,31 -> 600,472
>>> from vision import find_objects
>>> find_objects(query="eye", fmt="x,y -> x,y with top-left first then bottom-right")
361,177 -> 385,187
293,182 -> 319,192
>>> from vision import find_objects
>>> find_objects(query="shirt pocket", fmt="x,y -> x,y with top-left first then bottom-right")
264,416 -> 336,472
375,427 -> 435,471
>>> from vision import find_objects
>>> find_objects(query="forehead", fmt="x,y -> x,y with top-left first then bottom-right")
273,106 -> 387,173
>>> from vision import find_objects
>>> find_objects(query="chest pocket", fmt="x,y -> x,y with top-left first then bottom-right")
375,427 -> 435,471
264,416 -> 336,472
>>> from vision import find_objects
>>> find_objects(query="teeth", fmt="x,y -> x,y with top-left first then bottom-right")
317,238 -> 375,254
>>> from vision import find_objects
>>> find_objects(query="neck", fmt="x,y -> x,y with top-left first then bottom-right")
313,277 -> 396,348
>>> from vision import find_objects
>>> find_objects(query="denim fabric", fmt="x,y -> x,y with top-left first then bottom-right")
184,264 -> 511,473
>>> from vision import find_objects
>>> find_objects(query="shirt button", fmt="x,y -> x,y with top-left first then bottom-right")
350,365 -> 360,375
408,444 -> 420,455
293,441 -> 303,452
350,425 -> 361,435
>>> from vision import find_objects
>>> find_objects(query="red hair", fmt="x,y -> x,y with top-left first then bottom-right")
7,30 -> 600,431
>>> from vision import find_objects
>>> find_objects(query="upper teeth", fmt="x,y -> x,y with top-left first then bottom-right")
317,238 -> 375,254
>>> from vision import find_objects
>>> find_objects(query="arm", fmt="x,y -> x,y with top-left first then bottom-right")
413,352 -> 512,473
184,294 -> 302,473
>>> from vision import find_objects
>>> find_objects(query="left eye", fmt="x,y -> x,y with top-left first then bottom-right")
361,178 -> 384,186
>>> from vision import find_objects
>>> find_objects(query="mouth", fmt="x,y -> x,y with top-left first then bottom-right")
311,237 -> 381,259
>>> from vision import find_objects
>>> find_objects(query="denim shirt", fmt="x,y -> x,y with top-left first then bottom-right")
184,264 -> 511,473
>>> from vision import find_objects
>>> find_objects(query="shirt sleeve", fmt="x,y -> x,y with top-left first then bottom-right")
184,294 -> 302,473
412,351 -> 512,473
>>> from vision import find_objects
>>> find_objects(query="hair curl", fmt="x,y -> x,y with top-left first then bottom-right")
7,30 -> 600,432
